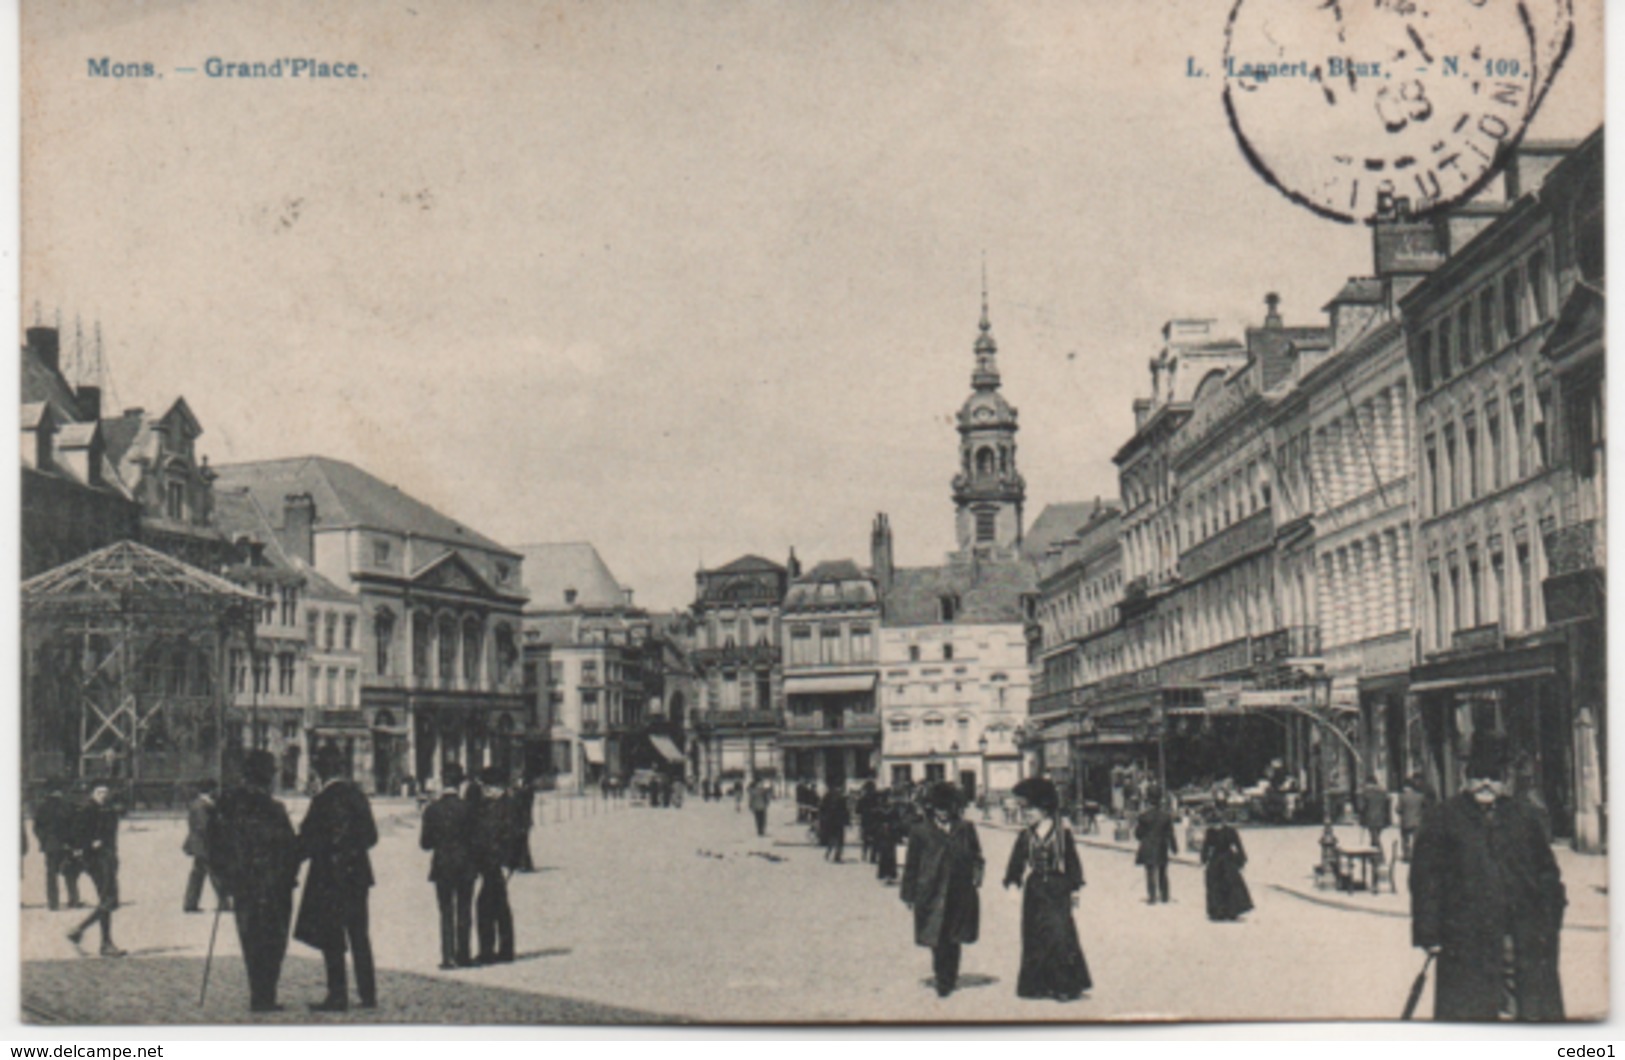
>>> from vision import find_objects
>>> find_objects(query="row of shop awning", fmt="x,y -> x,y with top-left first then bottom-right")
784,673 -> 877,696
577,735 -> 685,765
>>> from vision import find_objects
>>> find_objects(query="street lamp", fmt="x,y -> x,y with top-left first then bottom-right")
950,741 -> 960,791
977,732 -> 989,802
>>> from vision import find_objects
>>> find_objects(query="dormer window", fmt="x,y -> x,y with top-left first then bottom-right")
564,588 -> 578,605
166,480 -> 185,521
939,594 -> 960,622
373,538 -> 391,566
495,562 -> 511,586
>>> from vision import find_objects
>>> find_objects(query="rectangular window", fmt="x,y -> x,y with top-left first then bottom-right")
1492,550 -> 1508,627
325,613 -> 337,651
1517,543 -> 1535,630
1485,400 -> 1503,490
280,587 -> 297,626
1463,413 -> 1479,500
908,644 -> 921,662
757,673 -> 771,713
309,667 -> 320,704
307,609 -> 319,645
850,625 -> 873,662
1416,332 -> 1434,391
975,509 -> 997,542
1502,269 -> 1522,339
373,538 -> 391,566
581,660 -> 598,683
230,650 -> 247,694
1424,435 -> 1439,517
1437,318 -> 1453,379
343,615 -> 356,651
1467,550 -> 1483,627
1448,561 -> 1462,639
166,480 -> 185,522
720,672 -> 739,711
1509,387 -> 1528,479
1480,289 -> 1497,356
820,626 -> 842,665
943,642 -> 955,661
1533,388 -> 1552,471
325,667 -> 338,707
253,655 -> 271,696
790,626 -> 814,666
1442,424 -> 1458,510
581,689 -> 600,720
344,669 -> 357,707
277,653 -> 296,695
1456,304 -> 1474,369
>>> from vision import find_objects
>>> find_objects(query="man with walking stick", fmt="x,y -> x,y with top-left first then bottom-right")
209,750 -> 299,1013
1410,731 -> 1567,1021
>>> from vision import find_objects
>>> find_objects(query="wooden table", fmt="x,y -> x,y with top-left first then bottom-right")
1337,847 -> 1383,892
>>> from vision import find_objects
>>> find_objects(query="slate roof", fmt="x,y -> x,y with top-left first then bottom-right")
19,340 -> 85,425
1322,277 -> 1385,309
1022,499 -> 1120,563
523,614 -> 582,647
212,455 -> 517,558
710,554 -> 785,575
517,542 -> 627,612
1247,324 -> 1330,391
880,554 -> 1036,627
213,488 -> 357,604
785,559 -> 877,611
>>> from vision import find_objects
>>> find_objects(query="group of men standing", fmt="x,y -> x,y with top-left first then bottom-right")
420,764 -> 535,970
33,779 -> 126,958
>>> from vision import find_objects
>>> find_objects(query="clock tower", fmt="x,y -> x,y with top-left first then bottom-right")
952,287 -> 1024,554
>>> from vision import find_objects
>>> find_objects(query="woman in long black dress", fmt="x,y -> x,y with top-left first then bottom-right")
1002,777 -> 1091,1001
1200,808 -> 1253,921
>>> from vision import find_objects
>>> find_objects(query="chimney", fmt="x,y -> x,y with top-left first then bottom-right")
787,547 -> 802,580
76,385 -> 101,422
1263,293 -> 1283,328
282,493 -> 317,565
871,513 -> 894,590
26,327 -> 59,374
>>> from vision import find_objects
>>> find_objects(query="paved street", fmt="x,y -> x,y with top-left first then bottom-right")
21,796 -> 1608,1024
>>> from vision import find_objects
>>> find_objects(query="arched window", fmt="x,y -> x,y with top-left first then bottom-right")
976,447 -> 996,475
437,615 -> 457,683
462,619 -> 483,687
411,611 -> 432,679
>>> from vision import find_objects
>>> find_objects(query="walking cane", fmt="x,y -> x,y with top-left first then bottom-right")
198,902 -> 225,1006
1400,952 -> 1436,1021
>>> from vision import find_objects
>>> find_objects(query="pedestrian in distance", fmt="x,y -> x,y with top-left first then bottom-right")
183,778 -> 229,914
210,750 -> 300,1013
875,791 -> 901,885
1398,774 -> 1429,863
510,775 -> 537,873
1359,773 -> 1392,853
1199,805 -> 1253,922
294,744 -> 378,1012
472,768 -> 516,964
901,782 -> 983,998
857,781 -> 880,863
66,782 -> 124,957
1003,777 -> 1090,1002
747,776 -> 772,837
818,783 -> 850,862
421,762 -> 476,969
33,778 -> 82,911
1133,785 -> 1177,904
1410,731 -> 1566,1022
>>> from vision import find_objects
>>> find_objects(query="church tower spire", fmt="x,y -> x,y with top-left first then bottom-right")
952,274 -> 1024,555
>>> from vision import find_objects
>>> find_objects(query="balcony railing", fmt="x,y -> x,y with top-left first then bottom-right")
695,709 -> 780,730
785,710 -> 879,733
690,645 -> 780,668
1179,508 -> 1274,584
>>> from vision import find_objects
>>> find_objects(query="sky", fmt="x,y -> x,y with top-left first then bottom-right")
20,0 -> 1605,609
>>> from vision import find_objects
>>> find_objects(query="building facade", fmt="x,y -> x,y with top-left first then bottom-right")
779,559 -> 881,788
1402,142 -> 1587,839
214,456 -> 528,793
689,555 -> 791,784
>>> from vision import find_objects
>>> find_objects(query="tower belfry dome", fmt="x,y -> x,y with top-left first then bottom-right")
951,275 -> 1024,554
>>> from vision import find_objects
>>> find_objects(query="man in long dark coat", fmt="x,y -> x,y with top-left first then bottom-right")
211,751 -> 300,1012
66,783 -> 124,957
294,745 -> 378,1012
511,776 -> 536,872
1133,786 -> 1178,904
818,784 -> 850,862
33,779 -> 81,911
1411,731 -> 1566,1022
472,768 -> 516,964
901,782 -> 983,997
183,779 -> 228,913
1359,774 -> 1393,852
420,762 -> 476,969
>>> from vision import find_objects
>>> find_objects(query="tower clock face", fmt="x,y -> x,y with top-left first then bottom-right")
973,407 -> 994,423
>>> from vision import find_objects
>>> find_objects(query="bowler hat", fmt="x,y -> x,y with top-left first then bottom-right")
243,750 -> 278,787
312,743 -> 346,780
479,766 -> 506,787
926,781 -> 962,814
1465,731 -> 1510,781
442,762 -> 466,787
